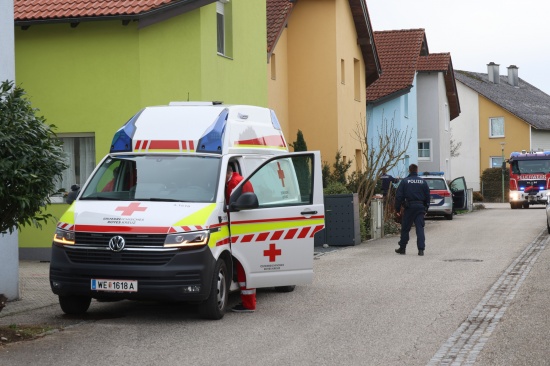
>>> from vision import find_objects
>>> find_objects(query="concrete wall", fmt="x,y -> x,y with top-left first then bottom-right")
0,0 -> 19,301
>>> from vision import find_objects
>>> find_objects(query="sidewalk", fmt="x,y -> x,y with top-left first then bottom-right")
0,261 -> 57,318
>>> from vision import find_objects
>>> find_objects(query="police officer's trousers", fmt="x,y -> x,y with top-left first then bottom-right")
398,203 -> 426,250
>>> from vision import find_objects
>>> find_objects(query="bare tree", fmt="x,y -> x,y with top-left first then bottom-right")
450,128 -> 462,158
352,112 -> 412,206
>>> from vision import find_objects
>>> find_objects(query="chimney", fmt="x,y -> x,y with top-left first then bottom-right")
487,62 -> 500,84
507,65 -> 519,87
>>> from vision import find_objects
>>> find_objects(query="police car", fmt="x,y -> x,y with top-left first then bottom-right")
419,172 -> 467,220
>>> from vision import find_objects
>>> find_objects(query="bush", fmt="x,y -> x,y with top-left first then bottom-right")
481,167 -> 509,202
473,191 -> 484,202
0,81 -> 67,233
323,181 -> 350,195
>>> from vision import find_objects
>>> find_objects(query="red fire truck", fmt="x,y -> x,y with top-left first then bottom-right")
508,151 -> 550,209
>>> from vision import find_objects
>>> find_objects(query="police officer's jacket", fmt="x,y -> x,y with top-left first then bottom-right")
394,172 -> 430,211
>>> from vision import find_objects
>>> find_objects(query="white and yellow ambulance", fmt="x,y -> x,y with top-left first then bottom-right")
50,102 -> 324,319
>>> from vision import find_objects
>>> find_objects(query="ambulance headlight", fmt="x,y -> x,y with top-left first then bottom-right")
53,228 -> 75,245
164,230 -> 210,248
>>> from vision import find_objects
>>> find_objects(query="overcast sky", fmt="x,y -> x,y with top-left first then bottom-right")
367,0 -> 550,95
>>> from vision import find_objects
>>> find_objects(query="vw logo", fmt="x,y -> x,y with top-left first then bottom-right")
108,236 -> 126,252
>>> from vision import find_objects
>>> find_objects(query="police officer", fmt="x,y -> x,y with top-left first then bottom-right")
380,169 -> 399,198
394,164 -> 430,256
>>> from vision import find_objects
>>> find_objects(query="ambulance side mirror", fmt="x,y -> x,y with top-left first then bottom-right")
229,192 -> 259,212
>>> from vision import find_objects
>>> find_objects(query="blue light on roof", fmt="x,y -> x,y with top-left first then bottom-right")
422,172 -> 445,176
110,110 -> 143,153
270,110 -> 282,130
196,109 -> 228,154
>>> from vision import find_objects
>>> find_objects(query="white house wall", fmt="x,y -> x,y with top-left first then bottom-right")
417,72 -> 452,176
451,81 -> 480,191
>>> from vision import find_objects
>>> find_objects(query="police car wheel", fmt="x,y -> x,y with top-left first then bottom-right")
522,202 -> 530,209
59,295 -> 91,315
199,259 -> 228,320
274,285 -> 295,293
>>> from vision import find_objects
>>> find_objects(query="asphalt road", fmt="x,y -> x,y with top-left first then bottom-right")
1,203 -> 549,365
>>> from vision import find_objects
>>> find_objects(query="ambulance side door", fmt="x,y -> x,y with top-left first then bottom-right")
228,152 -> 324,289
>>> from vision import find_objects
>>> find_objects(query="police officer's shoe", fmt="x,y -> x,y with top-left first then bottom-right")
418,250 -> 424,256
395,248 -> 406,255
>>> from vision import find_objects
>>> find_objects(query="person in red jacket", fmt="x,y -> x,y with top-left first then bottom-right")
225,164 -> 256,313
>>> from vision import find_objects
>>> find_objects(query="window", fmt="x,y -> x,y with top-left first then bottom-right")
490,117 -> 504,137
341,59 -> 345,84
354,58 -> 360,101
404,94 -> 409,118
56,135 -> 96,195
270,53 -> 276,80
216,1 -> 232,57
444,103 -> 450,131
216,2 -> 225,54
418,140 -> 431,161
248,155 -> 313,208
491,156 -> 504,168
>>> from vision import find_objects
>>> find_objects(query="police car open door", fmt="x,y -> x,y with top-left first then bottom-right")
450,176 -> 468,210
228,152 -> 325,288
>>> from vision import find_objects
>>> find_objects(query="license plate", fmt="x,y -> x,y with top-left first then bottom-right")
91,279 -> 138,292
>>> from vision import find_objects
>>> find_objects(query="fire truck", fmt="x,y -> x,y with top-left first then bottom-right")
508,151 -> 550,209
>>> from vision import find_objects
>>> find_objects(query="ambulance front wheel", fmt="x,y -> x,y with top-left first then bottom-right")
59,295 -> 91,315
199,259 -> 229,320
274,285 -> 295,293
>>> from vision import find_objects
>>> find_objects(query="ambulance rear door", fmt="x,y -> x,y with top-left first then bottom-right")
228,152 -> 324,288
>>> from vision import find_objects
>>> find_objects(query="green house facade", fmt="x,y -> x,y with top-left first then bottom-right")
14,0 -> 268,260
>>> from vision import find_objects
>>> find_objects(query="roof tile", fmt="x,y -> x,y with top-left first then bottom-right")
14,0 -> 181,21
266,0 -> 293,54
366,29 -> 428,102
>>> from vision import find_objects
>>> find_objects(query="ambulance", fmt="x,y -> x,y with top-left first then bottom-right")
50,102 -> 325,320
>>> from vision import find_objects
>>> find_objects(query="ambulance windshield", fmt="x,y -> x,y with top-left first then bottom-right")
80,155 -> 221,203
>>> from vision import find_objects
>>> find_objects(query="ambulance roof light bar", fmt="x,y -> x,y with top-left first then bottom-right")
110,109 -> 143,153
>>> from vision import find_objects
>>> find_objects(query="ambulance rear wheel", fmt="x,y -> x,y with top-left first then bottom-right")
59,295 -> 91,315
274,285 -> 295,293
200,259 -> 228,320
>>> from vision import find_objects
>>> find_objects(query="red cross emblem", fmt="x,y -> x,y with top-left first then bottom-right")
263,243 -> 282,262
115,202 -> 147,216
277,162 -> 286,187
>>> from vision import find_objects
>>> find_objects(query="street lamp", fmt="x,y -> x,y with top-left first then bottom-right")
501,142 -> 506,203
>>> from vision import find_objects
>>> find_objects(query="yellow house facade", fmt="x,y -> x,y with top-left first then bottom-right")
478,96 -> 530,173
267,0 -> 380,172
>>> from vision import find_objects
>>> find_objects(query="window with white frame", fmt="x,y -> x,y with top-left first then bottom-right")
490,156 -> 504,168
418,140 -> 431,161
489,117 -> 505,137
216,2 -> 225,54
55,134 -> 96,194
216,1 -> 232,57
